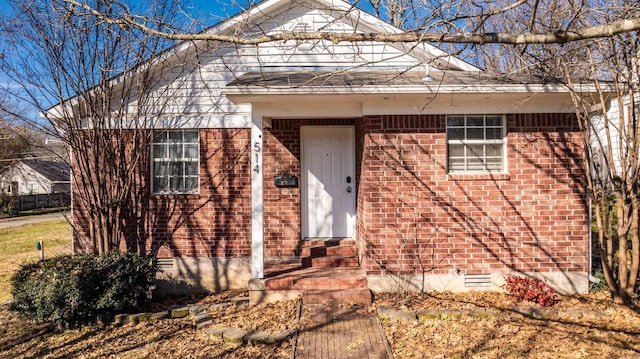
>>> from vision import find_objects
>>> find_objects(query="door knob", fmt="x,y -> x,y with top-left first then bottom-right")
347,186 -> 352,193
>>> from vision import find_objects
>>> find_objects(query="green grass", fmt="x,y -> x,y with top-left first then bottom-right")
0,219 -> 72,302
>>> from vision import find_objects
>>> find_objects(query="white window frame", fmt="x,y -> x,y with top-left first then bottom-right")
151,130 -> 200,194
446,114 -> 506,174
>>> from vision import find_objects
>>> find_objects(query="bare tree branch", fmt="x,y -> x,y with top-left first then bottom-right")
63,0 -> 640,45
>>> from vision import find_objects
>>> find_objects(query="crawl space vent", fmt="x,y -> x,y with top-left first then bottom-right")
156,258 -> 175,271
464,274 -> 492,288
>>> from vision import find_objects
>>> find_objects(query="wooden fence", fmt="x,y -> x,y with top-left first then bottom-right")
0,193 -> 71,213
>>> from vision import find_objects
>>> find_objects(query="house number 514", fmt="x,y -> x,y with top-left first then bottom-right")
253,141 -> 261,173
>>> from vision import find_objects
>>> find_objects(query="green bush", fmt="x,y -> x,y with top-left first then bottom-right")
11,252 -> 158,328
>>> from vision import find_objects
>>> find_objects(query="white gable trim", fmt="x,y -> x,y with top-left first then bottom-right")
200,0 -> 479,72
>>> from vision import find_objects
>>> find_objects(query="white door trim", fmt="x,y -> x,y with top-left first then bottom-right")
301,126 -> 356,239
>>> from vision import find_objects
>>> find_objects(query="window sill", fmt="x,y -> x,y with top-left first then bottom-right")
447,173 -> 511,181
151,192 -> 201,198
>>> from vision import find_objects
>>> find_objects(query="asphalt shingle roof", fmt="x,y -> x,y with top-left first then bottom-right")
227,70 -> 563,89
22,160 -> 70,182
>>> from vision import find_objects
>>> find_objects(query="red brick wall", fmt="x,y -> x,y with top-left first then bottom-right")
72,116 -> 588,277
72,128 -> 252,258
357,114 -> 589,276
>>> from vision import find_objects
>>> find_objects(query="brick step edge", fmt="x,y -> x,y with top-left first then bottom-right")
300,246 -> 358,257
302,256 -> 359,268
292,276 -> 367,289
266,277 -> 367,290
302,289 -> 372,305
300,239 -> 356,248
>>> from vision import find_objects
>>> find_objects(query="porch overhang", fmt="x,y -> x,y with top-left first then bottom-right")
223,70 -> 609,115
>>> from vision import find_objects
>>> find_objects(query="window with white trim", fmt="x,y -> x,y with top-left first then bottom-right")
447,115 -> 505,173
152,130 -> 199,194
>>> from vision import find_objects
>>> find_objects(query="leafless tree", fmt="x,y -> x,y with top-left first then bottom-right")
469,0 -> 640,303
61,0 -> 640,46
0,0 -> 202,254
564,34 -> 640,303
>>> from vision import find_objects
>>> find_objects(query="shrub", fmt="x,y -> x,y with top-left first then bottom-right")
95,251 -> 158,312
11,252 -> 158,328
503,274 -> 556,307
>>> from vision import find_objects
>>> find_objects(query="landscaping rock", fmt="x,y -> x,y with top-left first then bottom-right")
223,329 -> 246,344
192,312 -> 211,325
513,306 -> 534,316
189,305 -> 207,316
531,307 -> 555,319
196,320 -> 213,329
580,310 -> 604,320
169,305 -> 190,318
113,314 -> 127,326
438,310 -> 463,320
416,309 -> 441,321
557,309 -> 584,320
245,330 -> 271,344
208,302 -> 232,311
129,313 -> 151,324
231,296 -> 250,307
514,306 -> 555,319
204,327 -> 229,342
377,305 -> 416,321
270,329 -> 294,343
149,311 -> 169,321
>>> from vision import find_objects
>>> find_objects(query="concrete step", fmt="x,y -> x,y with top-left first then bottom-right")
302,289 -> 372,305
302,255 -> 359,268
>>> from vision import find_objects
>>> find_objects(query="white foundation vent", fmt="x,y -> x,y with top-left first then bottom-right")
464,274 -> 492,288
156,258 -> 175,271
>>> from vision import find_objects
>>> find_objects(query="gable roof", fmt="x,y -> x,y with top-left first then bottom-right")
46,0 -> 480,120
21,160 -> 70,183
204,0 -> 480,72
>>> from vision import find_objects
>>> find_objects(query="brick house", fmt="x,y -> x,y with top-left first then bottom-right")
55,0 -> 597,304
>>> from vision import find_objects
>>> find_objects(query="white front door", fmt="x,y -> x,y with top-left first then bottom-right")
301,126 -> 355,239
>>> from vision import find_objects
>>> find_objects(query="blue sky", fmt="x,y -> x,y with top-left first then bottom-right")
0,0 -> 243,29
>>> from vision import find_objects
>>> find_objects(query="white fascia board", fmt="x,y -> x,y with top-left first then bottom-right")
224,83 -> 603,97
205,0 -> 290,35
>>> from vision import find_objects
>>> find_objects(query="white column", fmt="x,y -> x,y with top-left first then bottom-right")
250,113 -> 264,279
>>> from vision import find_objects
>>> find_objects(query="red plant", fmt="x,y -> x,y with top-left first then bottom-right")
503,274 -> 556,307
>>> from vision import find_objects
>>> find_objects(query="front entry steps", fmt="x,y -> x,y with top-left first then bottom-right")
250,239 -> 372,306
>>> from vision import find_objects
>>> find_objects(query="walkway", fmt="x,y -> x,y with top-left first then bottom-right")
296,305 -> 393,359
0,211 -> 70,229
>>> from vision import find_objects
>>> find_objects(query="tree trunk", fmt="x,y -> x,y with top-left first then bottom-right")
616,194 -> 630,303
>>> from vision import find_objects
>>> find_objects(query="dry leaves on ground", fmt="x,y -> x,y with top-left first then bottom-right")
0,290 -> 295,359
1,290 -> 639,358
374,291 -> 640,359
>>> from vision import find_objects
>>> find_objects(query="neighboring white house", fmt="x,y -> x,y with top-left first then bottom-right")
0,159 -> 70,195
590,93 -> 639,179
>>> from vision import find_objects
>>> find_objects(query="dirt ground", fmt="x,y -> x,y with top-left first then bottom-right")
0,290 -> 639,359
